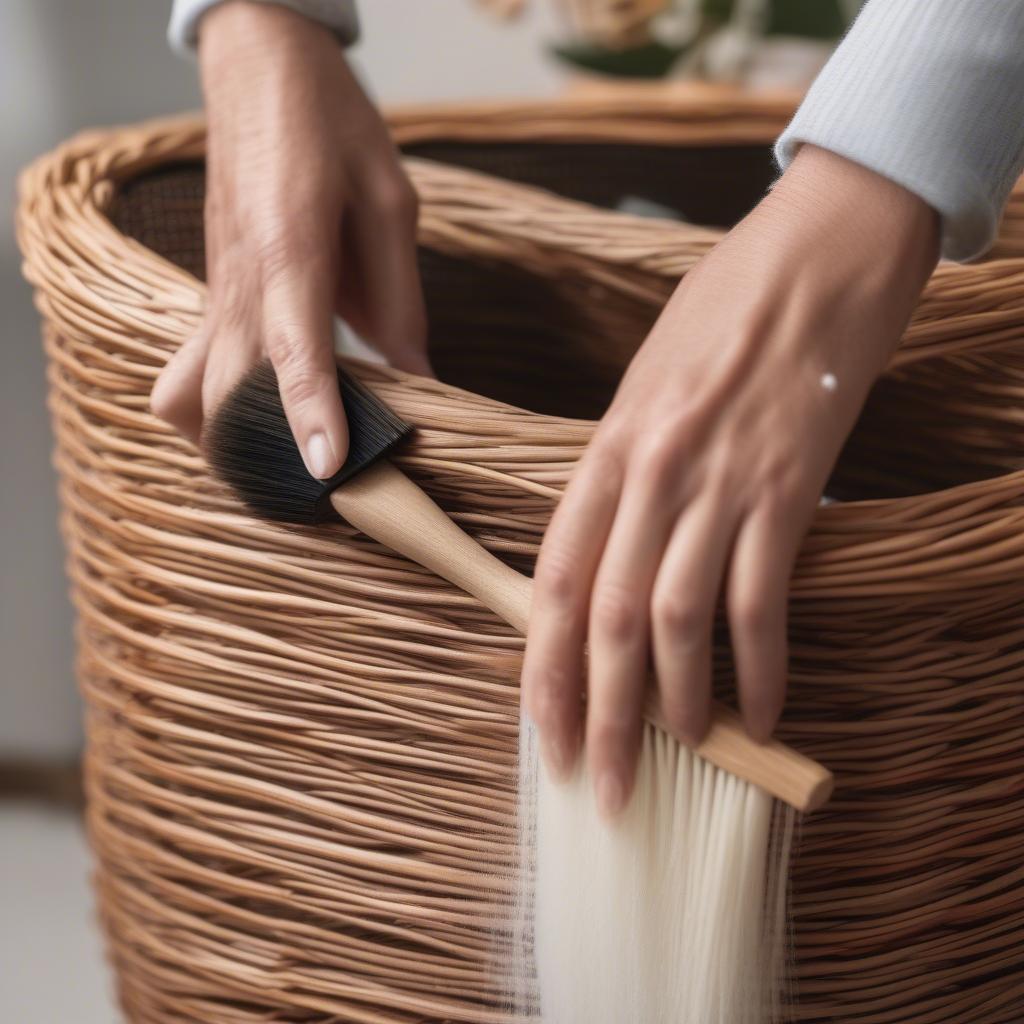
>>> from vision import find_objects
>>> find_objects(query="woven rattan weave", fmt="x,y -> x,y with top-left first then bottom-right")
17,95 -> 1024,1023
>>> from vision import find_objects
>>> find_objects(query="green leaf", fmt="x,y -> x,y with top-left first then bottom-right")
550,40 -> 687,79
765,0 -> 850,39
701,0 -> 735,23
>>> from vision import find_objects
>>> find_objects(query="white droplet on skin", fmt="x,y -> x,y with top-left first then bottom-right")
820,372 -> 838,393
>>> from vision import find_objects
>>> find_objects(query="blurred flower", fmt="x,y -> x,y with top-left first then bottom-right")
472,0 -> 860,86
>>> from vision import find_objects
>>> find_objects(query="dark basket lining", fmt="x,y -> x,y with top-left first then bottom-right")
403,140 -> 778,226
109,152 -> 663,422
109,145 -> 1024,500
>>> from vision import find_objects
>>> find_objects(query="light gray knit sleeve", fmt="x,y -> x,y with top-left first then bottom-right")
168,0 -> 359,57
776,0 -> 1024,261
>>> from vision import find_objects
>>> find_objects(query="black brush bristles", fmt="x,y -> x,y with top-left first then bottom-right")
206,361 -> 413,525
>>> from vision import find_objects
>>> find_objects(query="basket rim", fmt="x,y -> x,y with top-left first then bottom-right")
17,108 -> 1024,597
386,87 -> 800,147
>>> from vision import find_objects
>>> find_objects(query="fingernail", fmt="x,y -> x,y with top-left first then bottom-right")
596,771 -> 625,821
304,432 -> 335,480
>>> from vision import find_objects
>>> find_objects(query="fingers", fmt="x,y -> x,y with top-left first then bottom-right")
650,492 -> 738,747
261,234 -> 350,479
521,447 -> 622,789
198,321 -> 262,420
159,170 -> 427,475
160,243 -> 348,478
585,461 -> 676,820
150,332 -> 210,443
341,168 -> 432,377
726,496 -> 805,742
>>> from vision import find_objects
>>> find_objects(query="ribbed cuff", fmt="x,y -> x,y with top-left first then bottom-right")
168,0 -> 359,58
776,0 -> 1024,261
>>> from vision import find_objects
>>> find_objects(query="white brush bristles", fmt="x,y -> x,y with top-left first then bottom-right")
505,718 -> 795,1023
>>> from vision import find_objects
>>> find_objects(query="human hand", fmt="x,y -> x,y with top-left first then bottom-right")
522,145 -> 939,818
152,1 -> 430,476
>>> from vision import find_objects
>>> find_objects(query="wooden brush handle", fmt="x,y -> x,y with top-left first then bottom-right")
333,460 -> 534,633
332,460 -> 833,813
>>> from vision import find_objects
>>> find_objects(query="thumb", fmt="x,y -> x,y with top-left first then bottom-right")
262,249 -> 349,480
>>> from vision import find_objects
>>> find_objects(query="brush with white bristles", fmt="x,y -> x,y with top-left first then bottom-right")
208,362 -> 833,1023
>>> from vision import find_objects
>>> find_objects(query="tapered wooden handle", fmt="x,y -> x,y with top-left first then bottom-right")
332,460 -> 534,632
332,461 -> 833,813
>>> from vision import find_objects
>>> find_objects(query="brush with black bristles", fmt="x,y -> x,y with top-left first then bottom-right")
206,360 -> 833,814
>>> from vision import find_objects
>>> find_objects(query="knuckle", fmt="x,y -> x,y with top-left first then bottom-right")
651,588 -> 705,637
263,323 -> 295,363
209,275 -> 251,331
577,444 -> 624,501
634,433 -> 686,492
254,231 -> 295,282
277,370 -> 322,412
630,421 -> 696,493
535,544 -> 580,606
591,582 -> 640,642
757,455 -> 806,510
664,403 -> 702,439
208,235 -> 248,288
371,171 -> 419,225
254,218 -> 325,283
591,415 -> 630,458
270,349 -> 324,409
729,592 -> 773,637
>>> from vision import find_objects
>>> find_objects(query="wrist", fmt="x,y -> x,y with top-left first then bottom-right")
766,145 -> 939,286
199,1 -> 337,88
715,145 -> 940,381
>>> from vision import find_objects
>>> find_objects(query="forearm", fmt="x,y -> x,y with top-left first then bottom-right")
777,0 -> 1024,261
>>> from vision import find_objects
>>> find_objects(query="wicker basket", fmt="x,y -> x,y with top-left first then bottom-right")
17,95 -> 1024,1023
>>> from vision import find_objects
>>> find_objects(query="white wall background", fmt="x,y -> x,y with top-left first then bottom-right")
1,0 -> 566,759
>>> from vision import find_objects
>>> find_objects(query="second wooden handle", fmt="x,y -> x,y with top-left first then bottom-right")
332,460 -> 833,813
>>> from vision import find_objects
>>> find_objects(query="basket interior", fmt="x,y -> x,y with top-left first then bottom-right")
110,143 -> 1024,502
405,140 -> 778,225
